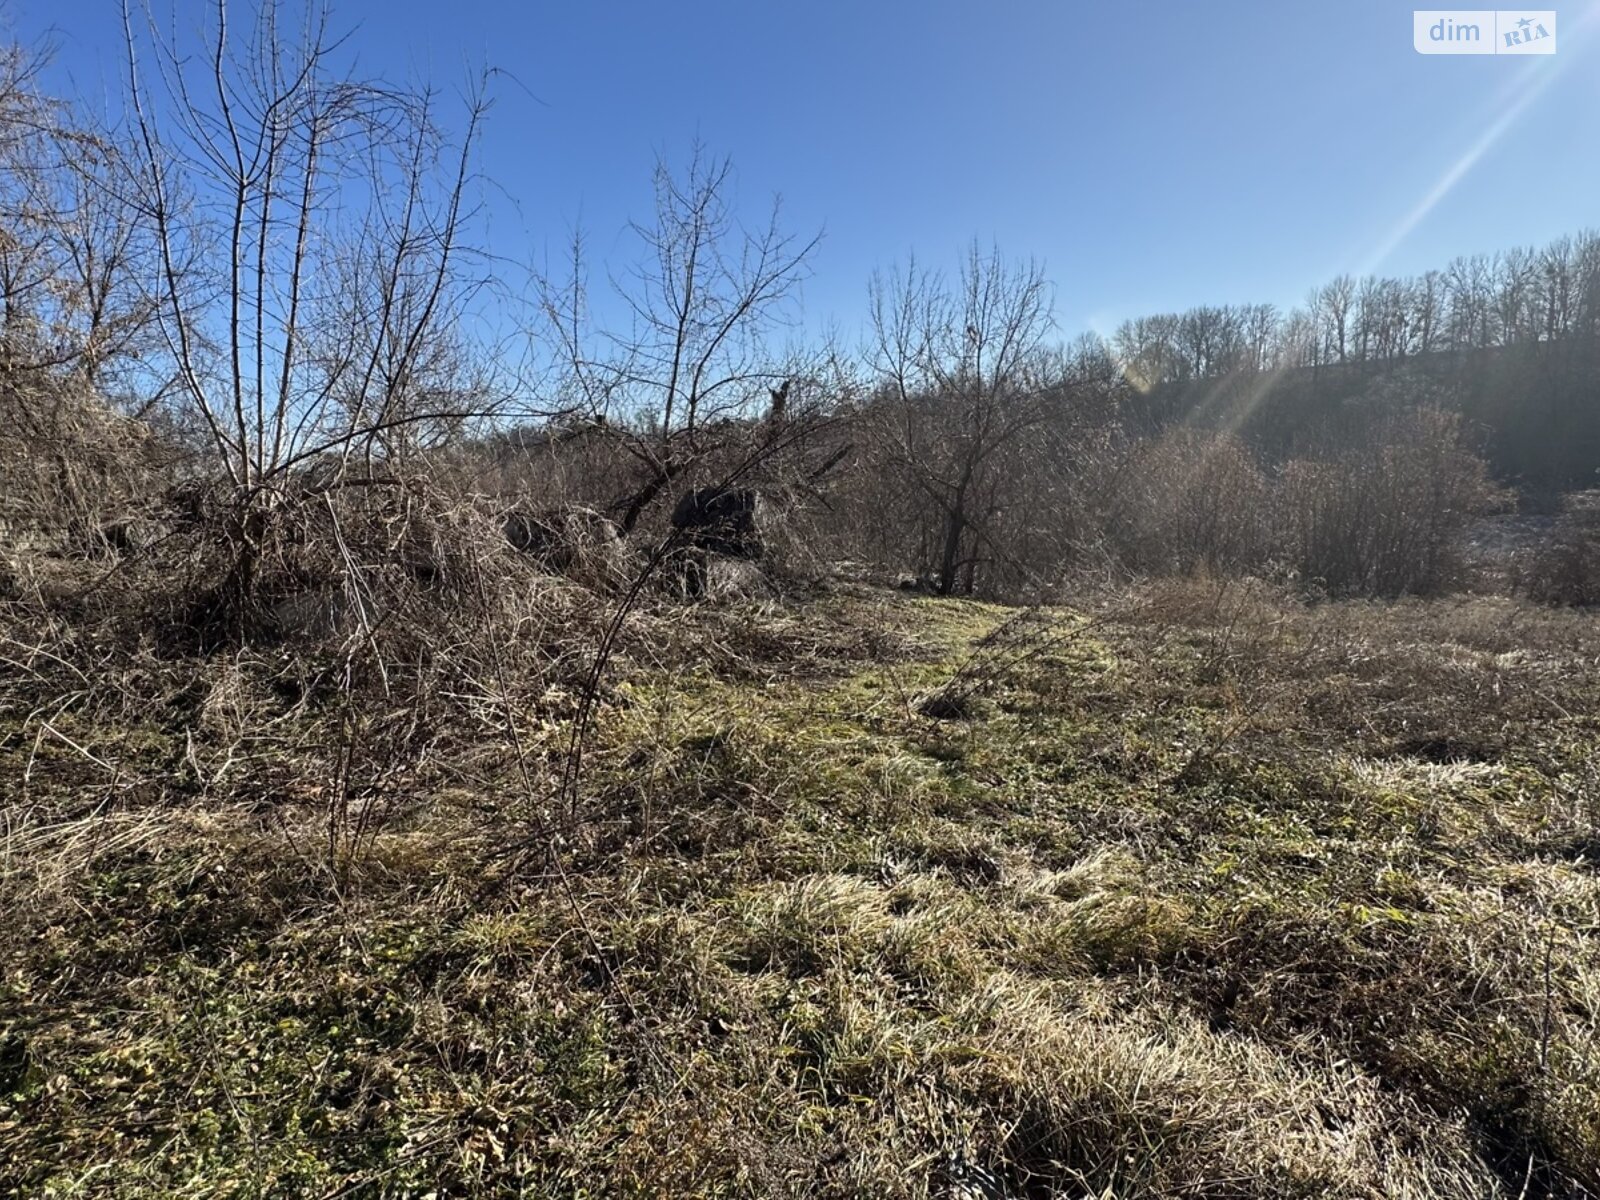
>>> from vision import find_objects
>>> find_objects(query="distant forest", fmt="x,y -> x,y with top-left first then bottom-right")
1109,232 -> 1600,496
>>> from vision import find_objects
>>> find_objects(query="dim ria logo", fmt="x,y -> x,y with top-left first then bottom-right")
1414,10 -> 1556,53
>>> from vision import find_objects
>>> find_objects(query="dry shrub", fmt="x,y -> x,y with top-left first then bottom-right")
1517,491 -> 1600,606
478,420 -> 642,514
1100,430 -> 1271,574
504,503 -> 632,591
1277,407 -> 1497,597
746,494 -> 827,589
18,470 -> 601,719
0,375 -> 176,553
0,472 -> 612,896
186,481 -> 571,668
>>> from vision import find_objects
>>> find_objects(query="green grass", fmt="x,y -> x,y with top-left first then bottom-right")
3,581 -> 1598,1197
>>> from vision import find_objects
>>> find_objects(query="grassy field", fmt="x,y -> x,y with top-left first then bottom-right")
3,580 -> 1598,1198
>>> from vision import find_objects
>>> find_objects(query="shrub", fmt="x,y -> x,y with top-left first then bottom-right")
1101,430 -> 1271,575
0,376 -> 176,553
1517,492 -> 1600,606
1275,408 -> 1496,597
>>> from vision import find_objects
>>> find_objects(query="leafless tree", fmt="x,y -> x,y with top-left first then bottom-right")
1273,307 -> 1318,370
1493,246 -> 1538,346
536,144 -> 819,531
120,0 -> 494,491
1113,312 -> 1184,389
867,242 -> 1055,595
1410,270 -> 1444,355
0,36 -> 161,396
108,0 -> 503,634
1313,274 -> 1356,364
1242,303 -> 1278,372
1444,254 -> 1493,349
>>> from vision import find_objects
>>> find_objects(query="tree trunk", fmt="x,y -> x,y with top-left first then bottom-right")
616,460 -> 682,534
936,507 -> 964,596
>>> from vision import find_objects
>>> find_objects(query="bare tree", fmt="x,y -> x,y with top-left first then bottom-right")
1444,254 -> 1494,349
1538,237 -> 1578,342
1493,246 -> 1538,346
120,0 -> 493,491
867,242 -> 1054,595
107,0 -> 501,635
1274,307 -> 1319,370
1113,312 -> 1185,389
536,144 -> 819,531
1410,270 -> 1444,355
1575,232 -> 1600,339
1313,274 -> 1356,364
0,36 -> 161,395
1242,303 -> 1278,372
1176,304 -> 1248,378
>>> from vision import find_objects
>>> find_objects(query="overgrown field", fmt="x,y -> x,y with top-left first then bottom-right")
3,581 -> 1598,1198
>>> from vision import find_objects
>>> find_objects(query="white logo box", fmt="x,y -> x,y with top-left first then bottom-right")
1414,10 -> 1557,54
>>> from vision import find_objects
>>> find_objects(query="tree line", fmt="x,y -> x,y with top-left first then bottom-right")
3,2 -> 1596,615
1113,234 -> 1600,386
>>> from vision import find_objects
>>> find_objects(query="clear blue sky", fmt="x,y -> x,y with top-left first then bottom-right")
15,0 -> 1600,340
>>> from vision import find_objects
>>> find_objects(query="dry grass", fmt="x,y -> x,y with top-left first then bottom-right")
1517,498 -> 1600,608
2,573 -> 1598,1197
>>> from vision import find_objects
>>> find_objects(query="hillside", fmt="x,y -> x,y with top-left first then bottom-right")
1127,339 -> 1600,497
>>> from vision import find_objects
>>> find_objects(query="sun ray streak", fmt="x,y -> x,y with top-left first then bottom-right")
1360,3 -> 1599,278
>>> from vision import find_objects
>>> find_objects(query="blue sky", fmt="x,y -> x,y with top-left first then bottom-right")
15,0 -> 1600,340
